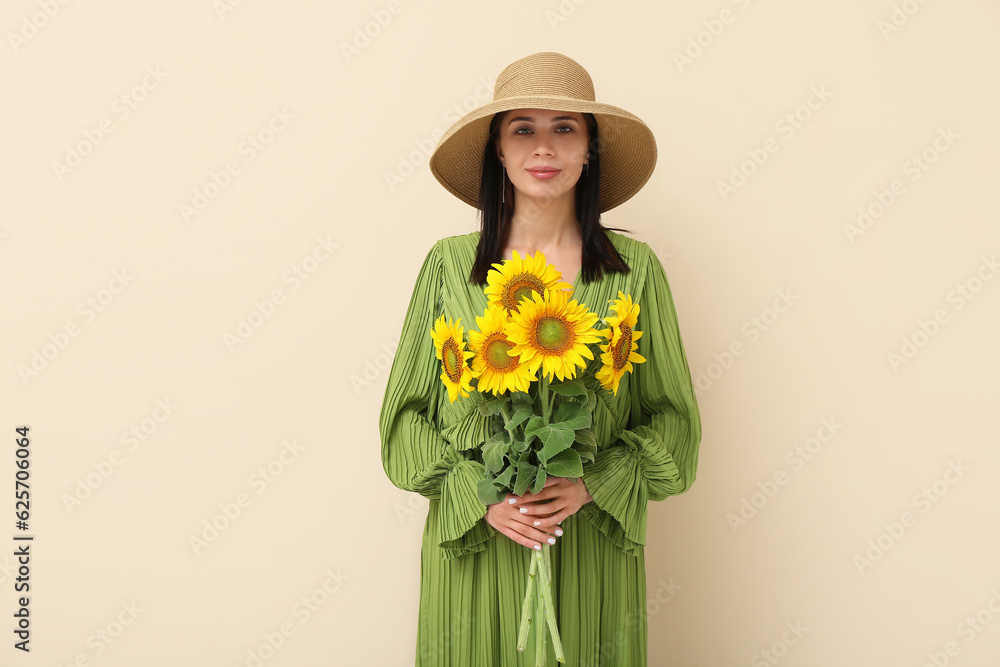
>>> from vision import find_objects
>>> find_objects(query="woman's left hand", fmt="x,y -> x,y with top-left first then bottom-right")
511,476 -> 594,532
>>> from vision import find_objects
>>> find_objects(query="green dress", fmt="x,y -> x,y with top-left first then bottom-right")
379,229 -> 702,666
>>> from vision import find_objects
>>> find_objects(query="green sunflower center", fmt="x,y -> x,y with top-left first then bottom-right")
612,324 -> 632,370
484,335 -> 516,371
536,316 -> 571,352
442,339 -> 463,382
504,275 -> 545,312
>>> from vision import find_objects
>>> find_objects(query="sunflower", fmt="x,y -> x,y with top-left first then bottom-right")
429,314 -> 477,403
466,304 -> 536,395
484,250 -> 573,316
595,292 -> 646,395
506,288 -> 602,383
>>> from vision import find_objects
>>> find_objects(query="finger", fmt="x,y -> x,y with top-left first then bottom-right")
502,525 -> 539,551
530,497 -> 569,516
521,485 -> 561,502
514,522 -> 559,546
530,507 -> 567,528
511,511 -> 561,540
521,477 -> 564,501
541,507 -> 575,527
529,516 -> 564,535
515,500 -> 557,517
504,522 -> 553,551
505,507 -> 558,538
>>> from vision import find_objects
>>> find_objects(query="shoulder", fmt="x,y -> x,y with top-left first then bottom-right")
412,232 -> 479,284
417,230 -> 476,262
605,229 -> 654,272
431,231 -> 479,261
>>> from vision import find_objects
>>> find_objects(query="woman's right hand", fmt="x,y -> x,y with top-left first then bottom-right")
485,493 -> 564,551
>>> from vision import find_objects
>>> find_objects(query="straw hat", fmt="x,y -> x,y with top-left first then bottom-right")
428,51 -> 657,213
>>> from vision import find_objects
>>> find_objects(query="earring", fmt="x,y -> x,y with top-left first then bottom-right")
585,162 -> 589,177
501,166 -> 506,204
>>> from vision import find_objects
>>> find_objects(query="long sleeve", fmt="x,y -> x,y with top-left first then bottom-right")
378,241 -> 497,559
579,244 -> 702,556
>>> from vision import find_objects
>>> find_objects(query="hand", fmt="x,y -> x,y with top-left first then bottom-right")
484,477 -> 593,551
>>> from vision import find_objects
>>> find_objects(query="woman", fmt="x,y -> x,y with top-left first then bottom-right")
379,51 -> 702,666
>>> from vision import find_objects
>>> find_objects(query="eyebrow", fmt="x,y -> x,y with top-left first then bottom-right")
506,115 -> 580,125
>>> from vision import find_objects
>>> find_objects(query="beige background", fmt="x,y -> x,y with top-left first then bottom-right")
2,1 -> 999,665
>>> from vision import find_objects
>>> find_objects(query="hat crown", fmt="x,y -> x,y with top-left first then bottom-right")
493,52 -> 596,102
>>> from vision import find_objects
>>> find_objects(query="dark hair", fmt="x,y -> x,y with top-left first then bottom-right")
467,110 -> 634,286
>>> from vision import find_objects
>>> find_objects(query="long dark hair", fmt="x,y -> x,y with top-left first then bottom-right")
468,110 -> 634,286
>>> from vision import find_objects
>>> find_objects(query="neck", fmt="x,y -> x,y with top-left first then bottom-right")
506,192 -> 581,250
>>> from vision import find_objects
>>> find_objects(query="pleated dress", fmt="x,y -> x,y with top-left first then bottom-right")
379,229 -> 702,666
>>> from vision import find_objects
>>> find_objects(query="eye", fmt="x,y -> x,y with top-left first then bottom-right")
555,125 -> 574,133
514,127 -> 532,135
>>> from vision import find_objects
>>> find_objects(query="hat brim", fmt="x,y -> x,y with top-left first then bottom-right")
428,96 -> 657,214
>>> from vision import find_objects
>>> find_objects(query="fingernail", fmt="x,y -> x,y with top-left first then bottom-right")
547,537 -> 556,544
534,544 -> 541,550
533,520 -> 541,526
519,507 -> 527,514
555,528 -> 563,536
508,498 -> 517,504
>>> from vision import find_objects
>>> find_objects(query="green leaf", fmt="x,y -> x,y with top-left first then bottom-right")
523,415 -> 544,447
494,463 -> 515,489
536,424 -> 576,464
552,401 -> 591,430
574,429 -> 597,448
482,439 -> 510,473
505,403 -> 533,431
548,378 -> 587,397
573,429 -> 598,464
514,460 -> 538,496
542,449 -> 584,478
573,440 -> 597,464
477,478 -> 504,505
477,396 -> 506,417
586,388 -> 597,413
485,431 -> 508,446
530,466 -> 547,494
510,436 -> 528,455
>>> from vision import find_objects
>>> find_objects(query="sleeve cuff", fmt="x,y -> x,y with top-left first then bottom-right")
437,459 -> 498,560
579,428 -> 684,556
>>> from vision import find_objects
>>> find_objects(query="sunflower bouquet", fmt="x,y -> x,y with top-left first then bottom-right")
429,250 -> 645,665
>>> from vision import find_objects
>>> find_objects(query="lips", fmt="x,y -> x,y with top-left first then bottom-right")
527,167 -> 561,180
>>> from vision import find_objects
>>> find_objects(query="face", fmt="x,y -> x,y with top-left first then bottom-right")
495,108 -> 590,209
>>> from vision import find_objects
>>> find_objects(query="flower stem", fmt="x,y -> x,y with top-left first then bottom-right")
540,373 -> 549,426
535,568 -> 546,666
517,550 -> 538,652
534,545 -> 566,662
499,401 -> 515,440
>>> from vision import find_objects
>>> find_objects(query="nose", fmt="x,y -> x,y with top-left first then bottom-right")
532,134 -> 554,157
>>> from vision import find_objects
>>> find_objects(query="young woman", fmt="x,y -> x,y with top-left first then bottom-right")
379,51 -> 702,666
